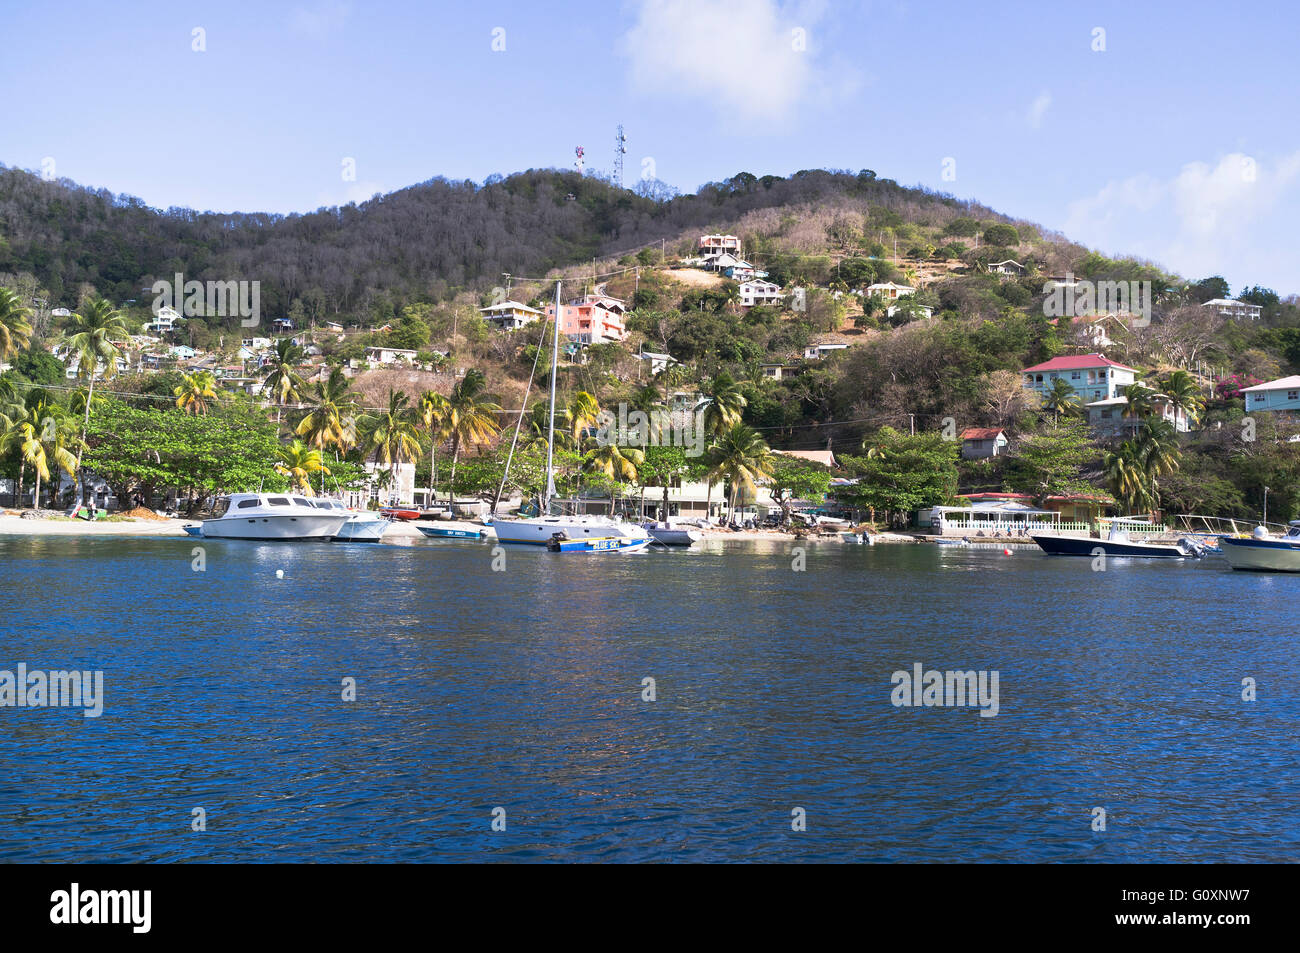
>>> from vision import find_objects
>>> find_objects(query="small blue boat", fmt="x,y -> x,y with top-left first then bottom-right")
545,534 -> 649,553
416,525 -> 485,540
182,525 -> 203,537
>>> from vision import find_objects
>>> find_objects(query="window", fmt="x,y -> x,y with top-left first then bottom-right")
236,498 -> 260,509
1289,391 -> 1298,402
293,498 -> 314,507
1071,371 -> 1081,380
268,497 -> 291,506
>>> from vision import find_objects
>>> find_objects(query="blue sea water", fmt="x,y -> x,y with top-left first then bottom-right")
0,534 -> 1296,862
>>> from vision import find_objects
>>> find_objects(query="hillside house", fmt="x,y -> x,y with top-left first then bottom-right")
760,363 -> 797,381
1242,375 -> 1300,414
635,350 -> 678,375
546,294 -> 628,344
885,301 -> 934,320
144,306 -> 183,333
803,343 -> 851,360
1201,298 -> 1262,321
738,280 -> 783,308
1086,388 -> 1191,435
365,346 -> 418,365
865,281 -> 915,301
1021,354 -> 1137,403
480,300 -> 544,330
988,259 -> 1026,277
698,234 -> 742,257
960,427 -> 1009,459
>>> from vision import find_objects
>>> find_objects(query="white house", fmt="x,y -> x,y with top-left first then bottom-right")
365,346 -> 418,365
1242,375 -> 1300,413
635,350 -> 678,375
865,281 -> 915,301
1202,298 -> 1262,321
698,234 -> 742,257
987,259 -> 1026,277
885,301 -> 934,320
51,307 -> 72,317
241,336 -> 272,350
480,300 -> 544,330
1021,354 -> 1137,403
144,305 -> 183,333
803,343 -> 851,360
738,279 -> 783,308
760,363 -> 797,381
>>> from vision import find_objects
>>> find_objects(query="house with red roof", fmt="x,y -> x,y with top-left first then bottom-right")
960,427 -> 1009,459
1021,353 -> 1137,403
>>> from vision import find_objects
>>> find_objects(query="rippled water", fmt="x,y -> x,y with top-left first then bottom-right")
0,534 -> 1296,862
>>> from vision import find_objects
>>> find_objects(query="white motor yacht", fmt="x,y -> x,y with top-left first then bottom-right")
200,493 -> 349,540
310,499 -> 392,542
493,513 -> 650,547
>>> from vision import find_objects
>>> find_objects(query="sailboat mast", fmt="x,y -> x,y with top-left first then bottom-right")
543,280 -> 562,512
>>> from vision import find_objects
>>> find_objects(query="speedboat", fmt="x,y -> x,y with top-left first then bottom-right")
545,532 -> 650,553
642,520 -> 702,546
493,514 -> 651,547
309,499 -> 392,542
416,525 -> 486,539
379,505 -> 420,521
199,493 -> 349,540
1030,528 -> 1205,559
1220,522 -> 1300,572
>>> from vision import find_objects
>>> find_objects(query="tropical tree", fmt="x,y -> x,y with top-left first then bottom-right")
363,389 -> 422,500
418,389 -> 451,494
174,371 -> 218,415
296,368 -> 361,452
1041,378 -> 1081,424
1121,382 -> 1156,422
0,288 -> 33,360
65,297 -> 129,507
566,390 -> 600,444
582,442 -> 644,514
274,439 -> 330,495
707,423 -> 774,521
1160,369 -> 1205,428
444,369 -> 502,490
8,399 -> 77,508
696,371 -> 747,436
262,338 -> 306,422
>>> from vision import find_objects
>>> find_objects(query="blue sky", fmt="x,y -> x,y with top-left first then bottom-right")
2,0 -> 1298,293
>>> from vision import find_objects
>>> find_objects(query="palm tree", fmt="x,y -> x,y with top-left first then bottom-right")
418,389 -> 451,495
0,288 -> 33,360
1041,378 -> 1080,424
363,390 -> 422,502
1102,442 -> 1148,513
1160,369 -> 1204,428
174,371 -> 218,415
9,399 -> 77,509
274,440 -> 330,495
566,391 -> 600,444
296,367 -> 361,452
707,423 -> 774,522
65,297 -> 129,508
1121,382 -> 1155,423
582,443 -> 644,515
696,371 -> 747,436
444,369 -> 502,491
262,338 -> 306,422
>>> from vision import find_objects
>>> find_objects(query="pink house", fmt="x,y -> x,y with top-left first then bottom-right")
546,294 -> 629,344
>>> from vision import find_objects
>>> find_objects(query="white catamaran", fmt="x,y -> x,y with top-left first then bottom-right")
491,280 -> 650,551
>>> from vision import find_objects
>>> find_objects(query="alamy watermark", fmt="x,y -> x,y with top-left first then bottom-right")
594,403 -> 707,457
0,663 -> 104,717
151,271 -> 260,327
1043,272 -> 1151,327
890,662 -> 1000,717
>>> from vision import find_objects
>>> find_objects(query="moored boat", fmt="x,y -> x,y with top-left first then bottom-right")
642,520 -> 702,546
1220,523 -> 1300,572
545,533 -> 649,553
1030,528 -> 1204,559
416,525 -> 486,540
379,506 -> 420,521
200,493 -> 349,540
313,500 -> 392,542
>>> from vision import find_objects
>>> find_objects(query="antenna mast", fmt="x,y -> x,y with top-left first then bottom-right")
613,124 -> 627,188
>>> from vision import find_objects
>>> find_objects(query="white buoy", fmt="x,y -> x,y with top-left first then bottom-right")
276,569 -> 284,578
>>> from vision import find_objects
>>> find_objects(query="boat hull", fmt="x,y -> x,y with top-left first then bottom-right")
1220,536 -> 1300,572
645,527 -> 702,546
1030,533 -> 1191,559
493,516 -> 649,546
200,514 -> 348,540
416,526 -> 485,539
546,536 -> 650,553
334,517 -> 391,542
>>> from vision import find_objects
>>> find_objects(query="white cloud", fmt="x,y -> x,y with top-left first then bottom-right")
290,1 -> 351,41
623,0 -> 855,123
1026,90 -> 1051,129
1063,152 -> 1300,288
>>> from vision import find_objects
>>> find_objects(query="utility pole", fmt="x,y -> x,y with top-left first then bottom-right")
908,413 -> 915,436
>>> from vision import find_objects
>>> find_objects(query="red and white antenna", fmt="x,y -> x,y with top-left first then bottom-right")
574,146 -> 585,174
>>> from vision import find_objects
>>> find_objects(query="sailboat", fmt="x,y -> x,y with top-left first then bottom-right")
491,280 -> 650,553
